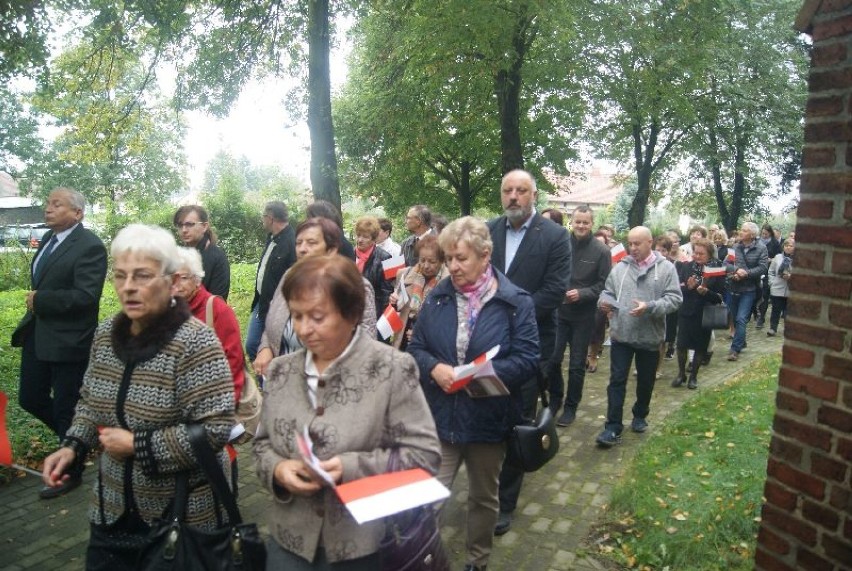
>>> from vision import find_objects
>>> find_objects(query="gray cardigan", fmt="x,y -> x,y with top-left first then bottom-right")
253,329 -> 441,564
599,252 -> 682,351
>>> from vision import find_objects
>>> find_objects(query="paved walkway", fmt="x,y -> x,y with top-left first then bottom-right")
0,322 -> 781,571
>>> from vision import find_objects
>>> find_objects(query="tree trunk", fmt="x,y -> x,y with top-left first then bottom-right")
628,122 -> 656,228
307,0 -> 340,211
459,160 -> 472,215
494,11 -> 534,174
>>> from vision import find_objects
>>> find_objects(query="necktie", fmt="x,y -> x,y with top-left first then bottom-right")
33,236 -> 58,282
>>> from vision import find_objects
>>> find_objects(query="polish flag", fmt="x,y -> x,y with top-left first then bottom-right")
376,305 -> 404,340
725,251 -> 736,263
0,392 -> 11,466
703,266 -> 727,278
382,255 -> 406,280
335,468 -> 450,524
395,281 -> 410,310
611,243 -> 627,263
448,345 -> 500,393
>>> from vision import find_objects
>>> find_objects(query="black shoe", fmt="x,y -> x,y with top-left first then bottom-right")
664,346 -> 674,360
39,475 -> 82,500
687,377 -> 698,390
631,417 -> 648,433
702,352 -> 712,366
671,375 -> 686,388
494,511 -> 512,536
463,565 -> 487,571
596,429 -> 621,448
557,408 -> 576,427
755,319 -> 765,330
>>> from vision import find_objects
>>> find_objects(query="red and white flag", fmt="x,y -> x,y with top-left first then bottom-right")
395,281 -> 410,310
448,345 -> 500,393
725,251 -> 736,263
335,468 -> 450,524
611,243 -> 627,263
703,266 -> 726,278
382,255 -> 406,280
376,305 -> 404,340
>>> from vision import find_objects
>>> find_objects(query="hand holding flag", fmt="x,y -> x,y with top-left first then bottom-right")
376,305 -> 404,340
611,243 -> 627,263
703,266 -> 727,278
382,255 -> 406,280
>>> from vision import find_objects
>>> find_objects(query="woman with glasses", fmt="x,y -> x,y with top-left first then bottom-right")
173,204 -> 230,300
41,224 -> 235,570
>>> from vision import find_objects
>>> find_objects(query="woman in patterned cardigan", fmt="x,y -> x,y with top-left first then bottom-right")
41,224 -> 235,570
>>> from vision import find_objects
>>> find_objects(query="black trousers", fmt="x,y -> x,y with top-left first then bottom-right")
18,332 -> 88,442
549,310 -> 596,411
499,312 -> 555,514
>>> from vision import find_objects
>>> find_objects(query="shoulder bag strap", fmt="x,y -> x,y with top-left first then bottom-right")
186,424 -> 243,525
205,295 -> 217,328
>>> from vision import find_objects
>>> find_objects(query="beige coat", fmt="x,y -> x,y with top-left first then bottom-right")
253,329 -> 441,563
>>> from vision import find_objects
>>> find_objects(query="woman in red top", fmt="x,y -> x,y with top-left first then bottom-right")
173,247 -> 245,403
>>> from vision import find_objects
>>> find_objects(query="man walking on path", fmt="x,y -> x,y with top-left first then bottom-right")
724,221 -> 769,362
487,169 -> 572,535
11,187 -> 107,499
550,205 -> 611,426
245,201 -> 296,361
596,226 -> 681,448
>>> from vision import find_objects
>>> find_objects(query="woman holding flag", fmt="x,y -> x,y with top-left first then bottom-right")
253,218 -> 377,377
407,216 -> 539,571
388,234 -> 448,350
672,238 -> 726,390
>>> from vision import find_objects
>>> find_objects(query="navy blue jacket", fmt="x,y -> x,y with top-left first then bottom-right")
407,269 -> 540,444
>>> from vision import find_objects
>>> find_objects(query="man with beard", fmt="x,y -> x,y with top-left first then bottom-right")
486,169 -> 572,535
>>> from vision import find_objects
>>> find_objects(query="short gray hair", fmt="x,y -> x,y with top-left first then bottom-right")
438,216 -> 493,259
175,247 -> 205,280
53,187 -> 86,212
741,221 -> 759,236
265,201 -> 289,223
111,224 -> 181,274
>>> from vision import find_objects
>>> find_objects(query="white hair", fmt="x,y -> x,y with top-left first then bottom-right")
110,224 -> 181,274
175,247 -> 205,280
741,222 -> 759,236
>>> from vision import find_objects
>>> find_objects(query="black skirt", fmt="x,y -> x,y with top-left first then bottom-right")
676,310 -> 712,352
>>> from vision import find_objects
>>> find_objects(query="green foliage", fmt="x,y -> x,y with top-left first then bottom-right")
0,250 -> 35,292
0,2 -> 51,80
593,354 -> 780,570
0,87 -> 43,174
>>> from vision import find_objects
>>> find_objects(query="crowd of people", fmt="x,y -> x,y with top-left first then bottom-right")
15,178 -> 792,571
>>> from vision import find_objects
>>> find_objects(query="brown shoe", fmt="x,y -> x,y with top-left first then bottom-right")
726,352 -> 739,362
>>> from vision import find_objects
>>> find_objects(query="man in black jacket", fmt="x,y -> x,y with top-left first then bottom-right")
550,205 -> 612,426
487,169 -> 572,535
245,201 -> 297,361
12,188 -> 107,499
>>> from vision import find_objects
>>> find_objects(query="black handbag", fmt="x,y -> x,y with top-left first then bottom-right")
379,449 -> 450,571
136,425 -> 266,571
701,302 -> 729,330
505,370 -> 560,472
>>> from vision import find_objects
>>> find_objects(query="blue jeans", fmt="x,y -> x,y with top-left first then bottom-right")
244,308 -> 265,362
728,290 -> 756,353
605,341 -> 660,434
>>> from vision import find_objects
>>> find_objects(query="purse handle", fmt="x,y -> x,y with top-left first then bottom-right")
186,424 -> 244,525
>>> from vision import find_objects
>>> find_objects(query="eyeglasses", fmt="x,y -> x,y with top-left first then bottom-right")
175,222 -> 202,230
112,271 -> 169,287
174,273 -> 196,283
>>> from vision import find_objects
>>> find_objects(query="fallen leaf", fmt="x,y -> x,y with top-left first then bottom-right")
704,431 -> 715,438
666,527 -> 678,534
684,451 -> 695,457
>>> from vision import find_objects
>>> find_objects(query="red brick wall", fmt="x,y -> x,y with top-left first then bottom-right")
755,2 -> 852,569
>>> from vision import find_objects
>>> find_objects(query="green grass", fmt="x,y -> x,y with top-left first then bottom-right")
591,354 -> 780,571
0,263 -> 255,482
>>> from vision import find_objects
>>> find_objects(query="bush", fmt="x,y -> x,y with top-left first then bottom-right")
0,249 -> 34,292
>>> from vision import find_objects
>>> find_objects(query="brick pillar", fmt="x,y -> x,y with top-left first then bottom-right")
755,2 -> 852,569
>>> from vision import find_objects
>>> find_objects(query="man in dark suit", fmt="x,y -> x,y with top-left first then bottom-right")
245,201 -> 297,361
487,169 -> 572,534
11,187 -> 107,499
400,204 -> 434,267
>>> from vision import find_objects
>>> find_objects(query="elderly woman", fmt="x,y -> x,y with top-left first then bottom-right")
173,247 -> 245,402
253,254 -> 441,570
41,224 -> 234,570
767,238 -> 794,336
672,238 -> 726,390
407,216 -> 539,571
354,215 -> 394,318
388,233 -> 448,350
253,217 -> 377,377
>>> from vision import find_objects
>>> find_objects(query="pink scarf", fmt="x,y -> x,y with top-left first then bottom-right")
355,244 -> 374,273
454,264 -> 495,332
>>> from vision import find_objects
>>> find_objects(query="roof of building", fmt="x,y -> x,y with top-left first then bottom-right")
544,168 -> 626,210
0,172 -> 20,198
